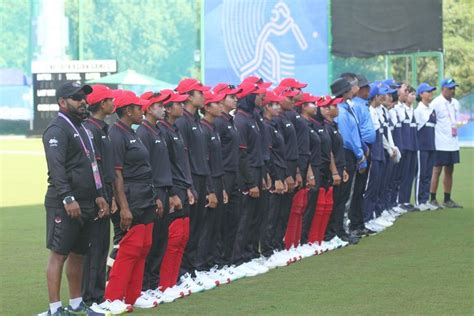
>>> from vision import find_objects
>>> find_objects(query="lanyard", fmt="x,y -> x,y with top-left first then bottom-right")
59,112 -> 102,190
59,113 -> 94,157
444,101 -> 455,124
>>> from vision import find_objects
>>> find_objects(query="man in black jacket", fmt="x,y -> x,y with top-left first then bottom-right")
42,82 -> 109,315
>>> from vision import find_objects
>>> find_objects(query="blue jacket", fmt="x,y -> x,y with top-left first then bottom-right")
352,96 -> 376,148
335,101 -> 367,169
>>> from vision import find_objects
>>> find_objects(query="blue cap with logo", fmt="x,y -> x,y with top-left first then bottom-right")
416,82 -> 436,96
441,78 -> 458,89
378,83 -> 396,95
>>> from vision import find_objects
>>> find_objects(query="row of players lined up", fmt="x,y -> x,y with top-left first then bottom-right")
42,74 -> 462,315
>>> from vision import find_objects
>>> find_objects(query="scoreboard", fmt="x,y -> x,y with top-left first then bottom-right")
31,60 -> 117,134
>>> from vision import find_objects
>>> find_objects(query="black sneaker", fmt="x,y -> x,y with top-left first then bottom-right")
401,204 -> 419,212
338,233 -> 360,245
443,200 -> 463,209
48,307 -> 71,316
68,301 -> 110,316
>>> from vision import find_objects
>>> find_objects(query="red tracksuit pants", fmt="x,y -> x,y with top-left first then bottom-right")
159,217 -> 190,290
284,188 -> 309,249
308,186 -> 334,245
104,223 -> 154,305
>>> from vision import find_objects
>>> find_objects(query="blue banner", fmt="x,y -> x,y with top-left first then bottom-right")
203,0 -> 329,95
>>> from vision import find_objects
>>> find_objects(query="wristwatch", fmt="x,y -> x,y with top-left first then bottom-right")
63,196 -> 76,205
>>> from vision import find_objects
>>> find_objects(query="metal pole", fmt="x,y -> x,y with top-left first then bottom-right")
327,0 -> 333,93
411,54 -> 417,88
78,0 -> 84,60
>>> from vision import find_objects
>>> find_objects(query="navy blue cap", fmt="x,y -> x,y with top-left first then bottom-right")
416,83 -> 436,96
441,78 -> 458,89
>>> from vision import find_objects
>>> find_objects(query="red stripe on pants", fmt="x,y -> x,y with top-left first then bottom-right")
284,188 -> 309,249
105,223 -> 154,304
159,217 -> 190,290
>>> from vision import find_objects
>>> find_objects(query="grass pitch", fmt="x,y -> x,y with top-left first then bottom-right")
0,139 -> 473,315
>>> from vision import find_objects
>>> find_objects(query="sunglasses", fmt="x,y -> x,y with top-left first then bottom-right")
67,94 -> 86,101
228,84 -> 236,90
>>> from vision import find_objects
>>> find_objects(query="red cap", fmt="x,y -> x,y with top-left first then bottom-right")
163,92 -> 189,106
140,91 -> 154,100
175,78 -> 211,94
204,91 -> 226,105
274,85 -> 299,98
330,97 -> 343,105
262,91 -> 284,105
317,96 -> 343,107
241,76 -> 272,89
279,78 -> 307,89
142,90 -> 173,112
294,93 -> 321,106
213,83 -> 242,96
114,90 -> 148,109
86,84 -> 118,105
236,82 -> 267,98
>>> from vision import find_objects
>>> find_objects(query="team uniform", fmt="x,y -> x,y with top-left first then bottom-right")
398,104 -> 418,209
414,102 -> 437,207
137,119 -> 173,291
105,120 -> 156,306
82,115 -> 114,304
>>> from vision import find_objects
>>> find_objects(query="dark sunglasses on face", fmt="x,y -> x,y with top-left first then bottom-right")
67,94 -> 86,101
228,84 -> 236,89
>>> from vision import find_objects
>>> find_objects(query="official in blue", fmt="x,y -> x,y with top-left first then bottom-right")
213,83 -> 243,268
43,82 -> 109,315
82,84 -> 117,306
332,78 -> 369,236
414,83 -> 437,211
350,75 -> 376,233
136,90 -> 179,293
174,78 -> 217,275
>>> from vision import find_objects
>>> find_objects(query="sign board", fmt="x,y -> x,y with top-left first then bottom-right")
31,60 -> 117,134
203,0 -> 329,95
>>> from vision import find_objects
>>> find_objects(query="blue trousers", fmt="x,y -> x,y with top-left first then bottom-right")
415,150 -> 436,205
362,160 -> 384,223
398,150 -> 418,204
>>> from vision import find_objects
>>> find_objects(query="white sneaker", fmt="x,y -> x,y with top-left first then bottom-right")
234,263 -> 258,277
210,266 -> 231,284
145,289 -> 166,304
373,216 -> 393,227
334,236 -> 349,248
160,285 -> 185,303
395,205 -> 407,214
416,203 -> 430,212
179,272 -> 205,294
265,251 -> 288,268
134,292 -> 158,308
194,270 -> 218,290
381,211 -> 396,222
296,244 -> 316,258
224,265 -> 245,280
246,260 -> 269,274
220,265 -> 240,281
203,269 -> 224,286
426,201 -> 439,211
96,299 -> 133,315
320,241 -> 333,252
366,221 -> 384,233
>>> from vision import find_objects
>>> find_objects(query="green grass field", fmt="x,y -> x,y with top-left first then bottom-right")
1,139 -> 473,315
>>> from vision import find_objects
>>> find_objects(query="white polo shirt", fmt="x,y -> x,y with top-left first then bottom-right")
431,94 -> 460,151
